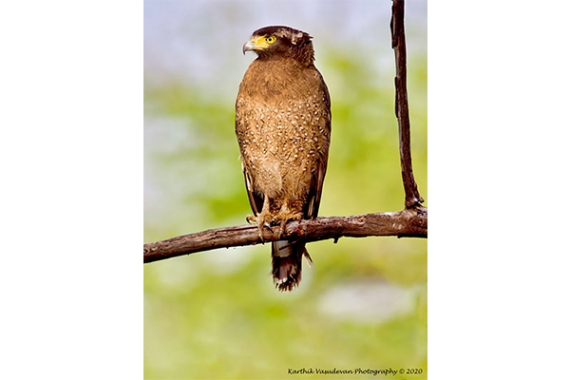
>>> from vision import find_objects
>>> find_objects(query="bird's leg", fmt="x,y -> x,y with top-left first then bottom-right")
275,200 -> 304,238
246,195 -> 273,241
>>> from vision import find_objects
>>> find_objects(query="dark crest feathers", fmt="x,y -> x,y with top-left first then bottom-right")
251,25 -> 314,65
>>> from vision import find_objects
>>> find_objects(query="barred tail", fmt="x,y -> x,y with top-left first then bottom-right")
271,240 -> 313,291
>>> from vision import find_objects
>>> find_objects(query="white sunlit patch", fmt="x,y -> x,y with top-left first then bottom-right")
317,280 -> 419,324
204,246 -> 255,275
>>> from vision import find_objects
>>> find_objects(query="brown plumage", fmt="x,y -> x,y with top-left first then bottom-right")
235,26 -> 331,291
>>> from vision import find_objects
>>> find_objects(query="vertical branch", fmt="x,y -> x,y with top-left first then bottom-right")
391,0 -> 424,209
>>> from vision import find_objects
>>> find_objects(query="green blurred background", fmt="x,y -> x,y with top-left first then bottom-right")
144,1 -> 427,379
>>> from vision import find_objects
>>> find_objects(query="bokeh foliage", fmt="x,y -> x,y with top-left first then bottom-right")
145,2 -> 427,379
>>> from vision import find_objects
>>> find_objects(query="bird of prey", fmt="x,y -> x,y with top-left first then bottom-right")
235,26 -> 331,291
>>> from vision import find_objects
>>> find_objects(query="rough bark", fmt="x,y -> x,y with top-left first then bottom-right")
144,208 -> 427,263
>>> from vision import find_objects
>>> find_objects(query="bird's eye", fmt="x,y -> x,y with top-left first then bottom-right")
265,36 -> 276,44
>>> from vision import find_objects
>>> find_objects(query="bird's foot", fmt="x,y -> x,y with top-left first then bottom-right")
276,212 -> 304,239
246,212 -> 274,242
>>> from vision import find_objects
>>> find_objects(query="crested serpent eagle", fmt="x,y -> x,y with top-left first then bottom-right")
235,26 -> 331,291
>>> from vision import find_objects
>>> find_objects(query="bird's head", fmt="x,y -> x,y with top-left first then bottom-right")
242,26 -> 315,66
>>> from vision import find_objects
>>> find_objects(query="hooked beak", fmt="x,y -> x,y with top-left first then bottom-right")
242,40 -> 255,55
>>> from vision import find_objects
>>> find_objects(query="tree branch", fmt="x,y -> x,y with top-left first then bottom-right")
391,0 -> 425,208
144,208 -> 427,263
